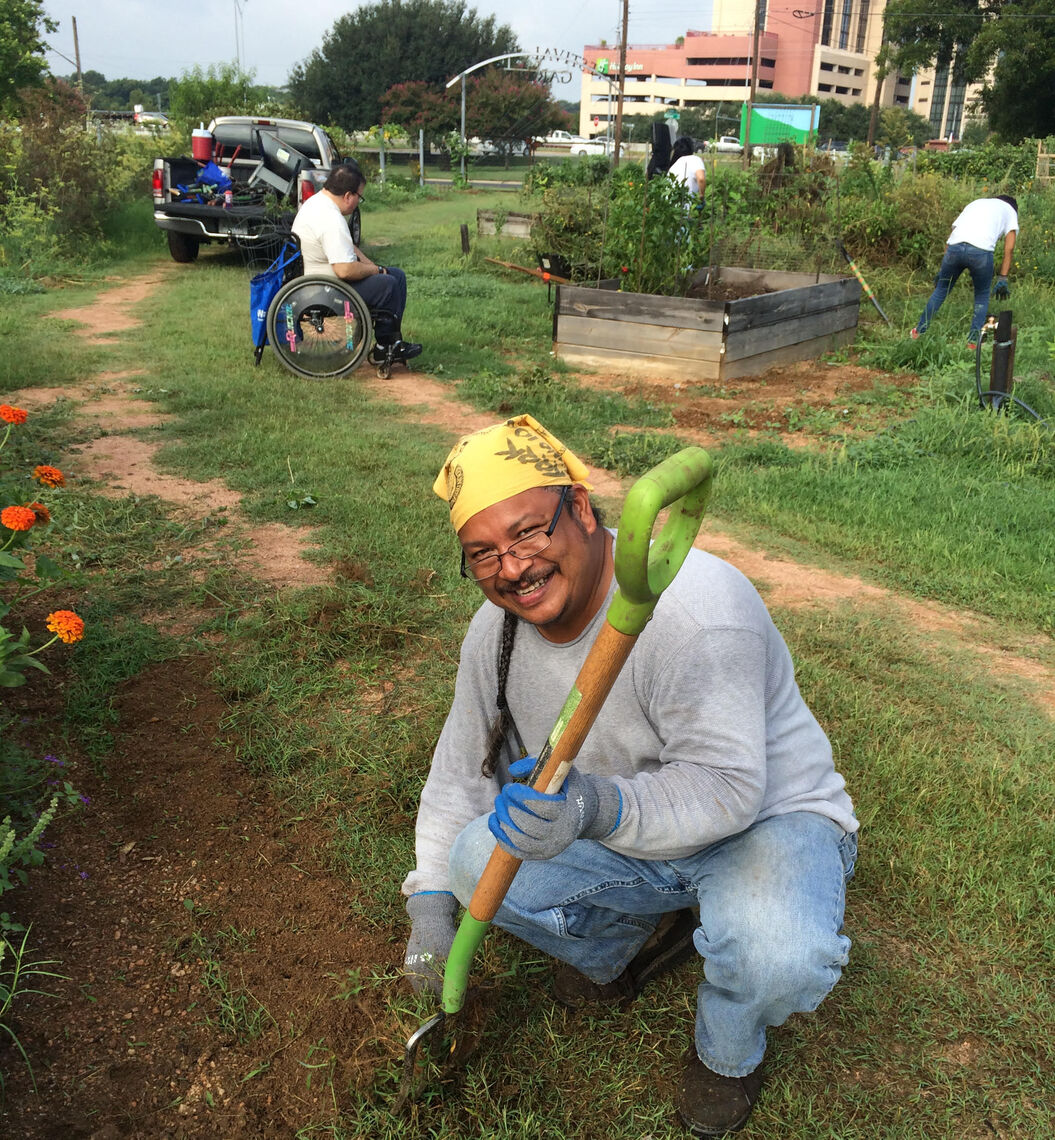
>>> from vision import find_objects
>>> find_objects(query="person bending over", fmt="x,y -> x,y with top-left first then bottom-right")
292,161 -> 421,364
403,414 -> 858,1137
911,194 -> 1018,350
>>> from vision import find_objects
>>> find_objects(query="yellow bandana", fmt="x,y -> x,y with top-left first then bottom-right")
433,414 -> 594,532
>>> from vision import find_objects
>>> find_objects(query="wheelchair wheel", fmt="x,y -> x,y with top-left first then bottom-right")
266,275 -> 372,379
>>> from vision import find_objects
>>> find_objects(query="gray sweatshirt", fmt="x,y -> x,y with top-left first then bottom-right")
402,541 -> 856,897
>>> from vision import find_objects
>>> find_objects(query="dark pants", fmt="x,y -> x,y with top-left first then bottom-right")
351,266 -> 408,343
915,242 -> 994,341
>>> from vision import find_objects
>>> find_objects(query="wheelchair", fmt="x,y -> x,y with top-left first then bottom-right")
252,232 -> 413,381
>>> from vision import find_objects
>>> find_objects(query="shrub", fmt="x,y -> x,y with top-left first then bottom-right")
915,141 -> 1036,192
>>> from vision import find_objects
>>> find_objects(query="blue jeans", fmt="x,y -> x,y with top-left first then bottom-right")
350,265 -> 408,341
915,242 -> 994,340
450,811 -> 857,1077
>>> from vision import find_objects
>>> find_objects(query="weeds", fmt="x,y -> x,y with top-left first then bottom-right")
0,928 -> 66,1096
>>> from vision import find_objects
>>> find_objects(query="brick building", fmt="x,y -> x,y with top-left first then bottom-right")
580,0 -> 977,142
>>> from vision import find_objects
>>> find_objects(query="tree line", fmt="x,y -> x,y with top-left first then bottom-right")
4,0 -> 1054,140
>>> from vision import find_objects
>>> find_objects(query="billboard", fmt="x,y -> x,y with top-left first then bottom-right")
739,103 -> 820,145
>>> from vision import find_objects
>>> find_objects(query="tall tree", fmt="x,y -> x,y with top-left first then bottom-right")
883,0 -> 1055,140
0,0 -> 56,114
288,0 -> 519,130
465,71 -> 565,145
169,62 -> 262,125
381,81 -> 458,145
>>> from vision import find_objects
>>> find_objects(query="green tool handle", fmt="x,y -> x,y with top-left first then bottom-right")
441,447 -> 714,1016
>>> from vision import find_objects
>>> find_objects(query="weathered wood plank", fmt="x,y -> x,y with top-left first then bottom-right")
723,303 -> 859,361
558,314 -> 724,361
718,266 -> 847,290
718,327 -> 858,380
726,279 -> 861,332
557,285 -> 725,333
555,343 -> 722,380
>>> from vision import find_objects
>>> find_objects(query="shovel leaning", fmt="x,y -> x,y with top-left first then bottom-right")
396,446 -> 714,1110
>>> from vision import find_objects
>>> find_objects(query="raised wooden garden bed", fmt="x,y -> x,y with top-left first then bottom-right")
553,267 -> 862,380
476,209 -> 537,238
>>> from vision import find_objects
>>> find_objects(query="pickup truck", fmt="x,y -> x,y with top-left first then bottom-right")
707,135 -> 744,154
536,129 -> 611,156
152,115 -> 359,263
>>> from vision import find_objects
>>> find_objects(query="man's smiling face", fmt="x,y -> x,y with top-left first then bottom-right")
458,484 -> 611,643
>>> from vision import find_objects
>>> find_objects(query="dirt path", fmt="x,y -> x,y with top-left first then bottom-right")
3,267 -> 1053,1138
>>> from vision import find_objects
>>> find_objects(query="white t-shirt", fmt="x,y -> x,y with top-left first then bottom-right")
947,198 -> 1019,251
667,154 -> 706,198
291,192 -> 356,276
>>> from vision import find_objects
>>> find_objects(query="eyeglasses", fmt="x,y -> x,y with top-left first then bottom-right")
460,486 -> 571,581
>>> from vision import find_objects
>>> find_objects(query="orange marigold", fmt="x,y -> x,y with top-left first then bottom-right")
26,501 -> 51,525
1,505 -> 37,531
0,404 -> 28,424
33,464 -> 65,488
46,610 -> 85,645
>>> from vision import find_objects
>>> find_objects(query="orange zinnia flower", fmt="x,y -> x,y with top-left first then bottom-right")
0,405 -> 28,424
1,505 -> 37,531
33,464 -> 65,488
26,501 -> 51,525
46,610 -> 85,644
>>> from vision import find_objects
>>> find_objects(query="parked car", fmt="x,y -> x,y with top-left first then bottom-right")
706,135 -> 744,154
471,137 -> 531,157
151,115 -> 352,263
134,111 -> 169,130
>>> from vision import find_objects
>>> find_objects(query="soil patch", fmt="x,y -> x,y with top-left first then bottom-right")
2,657 -> 401,1139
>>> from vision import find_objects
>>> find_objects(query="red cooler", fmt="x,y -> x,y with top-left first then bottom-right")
191,128 -> 214,162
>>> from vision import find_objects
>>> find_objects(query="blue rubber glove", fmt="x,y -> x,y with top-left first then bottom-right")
489,756 -> 622,861
993,275 -> 1010,300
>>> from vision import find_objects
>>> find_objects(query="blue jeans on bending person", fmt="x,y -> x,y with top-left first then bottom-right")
915,242 -> 994,341
449,810 -> 857,1078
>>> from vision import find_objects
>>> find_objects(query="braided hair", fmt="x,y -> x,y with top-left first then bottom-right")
481,609 -> 519,778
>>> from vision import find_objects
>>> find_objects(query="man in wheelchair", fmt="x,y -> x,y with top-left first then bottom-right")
292,161 -> 422,366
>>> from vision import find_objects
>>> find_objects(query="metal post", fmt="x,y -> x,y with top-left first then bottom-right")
379,134 -> 386,184
419,129 -> 425,187
460,75 -> 467,182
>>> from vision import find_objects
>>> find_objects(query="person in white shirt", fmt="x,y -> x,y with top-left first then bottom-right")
911,195 -> 1018,349
666,137 -> 706,208
292,162 -> 421,363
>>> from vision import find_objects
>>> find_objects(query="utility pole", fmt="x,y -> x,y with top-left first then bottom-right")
867,41 -> 888,148
72,16 -> 83,93
743,0 -> 763,167
612,0 -> 629,167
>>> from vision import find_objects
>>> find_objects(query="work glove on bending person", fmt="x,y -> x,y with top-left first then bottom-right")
993,275 -> 1011,300
488,755 -> 622,861
404,891 -> 458,995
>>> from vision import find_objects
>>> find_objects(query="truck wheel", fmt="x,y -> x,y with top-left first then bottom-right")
351,207 -> 361,247
167,232 -> 200,263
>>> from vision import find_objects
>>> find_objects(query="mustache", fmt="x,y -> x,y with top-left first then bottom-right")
498,567 -> 551,594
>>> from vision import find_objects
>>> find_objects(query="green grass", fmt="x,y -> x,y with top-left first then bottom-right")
2,191 -> 1054,1137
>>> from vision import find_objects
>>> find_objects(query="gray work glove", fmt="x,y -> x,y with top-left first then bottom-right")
404,891 -> 458,994
488,755 -> 622,861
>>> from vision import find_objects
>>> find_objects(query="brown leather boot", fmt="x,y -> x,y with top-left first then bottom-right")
552,908 -> 698,1010
677,1047 -> 763,1136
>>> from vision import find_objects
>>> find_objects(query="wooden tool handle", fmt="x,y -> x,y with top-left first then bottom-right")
467,622 -> 638,921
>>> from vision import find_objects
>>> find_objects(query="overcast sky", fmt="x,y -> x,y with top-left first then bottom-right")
42,1 -> 715,98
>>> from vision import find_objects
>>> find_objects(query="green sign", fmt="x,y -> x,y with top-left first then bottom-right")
739,103 -> 819,144
596,58 -> 610,75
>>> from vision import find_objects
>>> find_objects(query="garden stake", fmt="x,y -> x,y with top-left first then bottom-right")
835,238 -> 891,323
395,446 -> 714,1111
